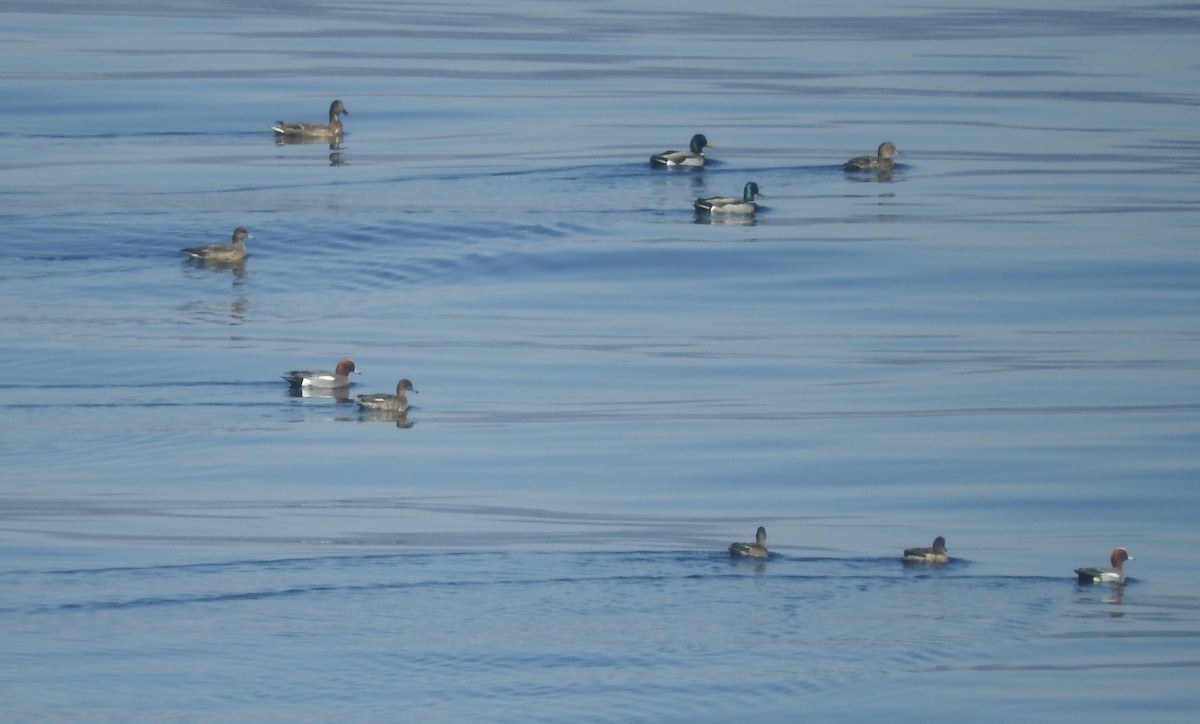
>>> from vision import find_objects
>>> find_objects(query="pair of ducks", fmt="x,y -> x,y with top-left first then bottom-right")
651,134 -> 763,216
728,529 -> 948,563
282,359 -> 416,412
650,135 -> 901,172
899,539 -> 1135,585
653,135 -> 902,216
180,102 -> 349,262
730,529 -> 1135,584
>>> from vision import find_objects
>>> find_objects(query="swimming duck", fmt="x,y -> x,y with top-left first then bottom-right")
843,142 -> 901,171
650,134 -> 711,167
282,358 -> 358,389
180,227 -> 250,263
902,536 -> 949,564
357,379 -> 417,412
729,526 -> 769,558
271,100 -> 349,139
695,182 -> 762,214
1075,547 -> 1133,584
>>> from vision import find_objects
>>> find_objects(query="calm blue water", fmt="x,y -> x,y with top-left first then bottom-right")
2,0 -> 1199,720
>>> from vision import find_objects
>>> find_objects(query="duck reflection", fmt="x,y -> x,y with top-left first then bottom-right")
287,386 -> 352,402
844,168 -> 896,183
1105,585 -> 1126,617
178,297 -> 248,325
695,213 -> 756,226
183,256 -> 247,279
360,408 -> 413,428
273,134 -> 343,153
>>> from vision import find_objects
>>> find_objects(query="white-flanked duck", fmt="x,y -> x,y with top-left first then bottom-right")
729,526 -> 769,558
903,536 -> 949,564
282,359 -> 358,389
1075,547 -> 1133,584
180,227 -> 250,263
357,379 -> 417,412
843,141 -> 901,172
695,182 -> 762,214
272,100 -> 348,140
650,133 -> 711,167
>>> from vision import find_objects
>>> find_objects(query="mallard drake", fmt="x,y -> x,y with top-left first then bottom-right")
695,182 -> 762,214
271,100 -> 348,139
729,526 -> 769,558
357,379 -> 417,412
902,536 -> 949,564
1075,547 -> 1133,584
180,227 -> 250,262
282,358 -> 358,389
843,141 -> 901,171
650,133 -> 711,167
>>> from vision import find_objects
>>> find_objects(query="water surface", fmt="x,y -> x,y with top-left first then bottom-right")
1,0 -> 1199,720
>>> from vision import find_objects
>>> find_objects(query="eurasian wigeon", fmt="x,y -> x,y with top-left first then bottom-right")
180,227 -> 250,263
902,536 -> 949,564
1075,547 -> 1133,584
729,526 -> 769,558
271,100 -> 348,140
356,379 -> 417,412
282,358 -> 358,389
843,141 -> 901,172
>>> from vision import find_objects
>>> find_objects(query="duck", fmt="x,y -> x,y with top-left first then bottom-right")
729,526 -> 769,558
650,133 -> 711,167
902,536 -> 949,564
271,100 -> 349,139
843,141 -> 901,172
1075,547 -> 1133,584
180,227 -> 250,263
281,358 -> 358,389
695,182 -> 762,214
357,379 -> 417,412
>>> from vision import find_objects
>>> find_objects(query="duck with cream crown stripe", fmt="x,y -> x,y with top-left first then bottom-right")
1075,547 -> 1133,584
282,359 -> 359,389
